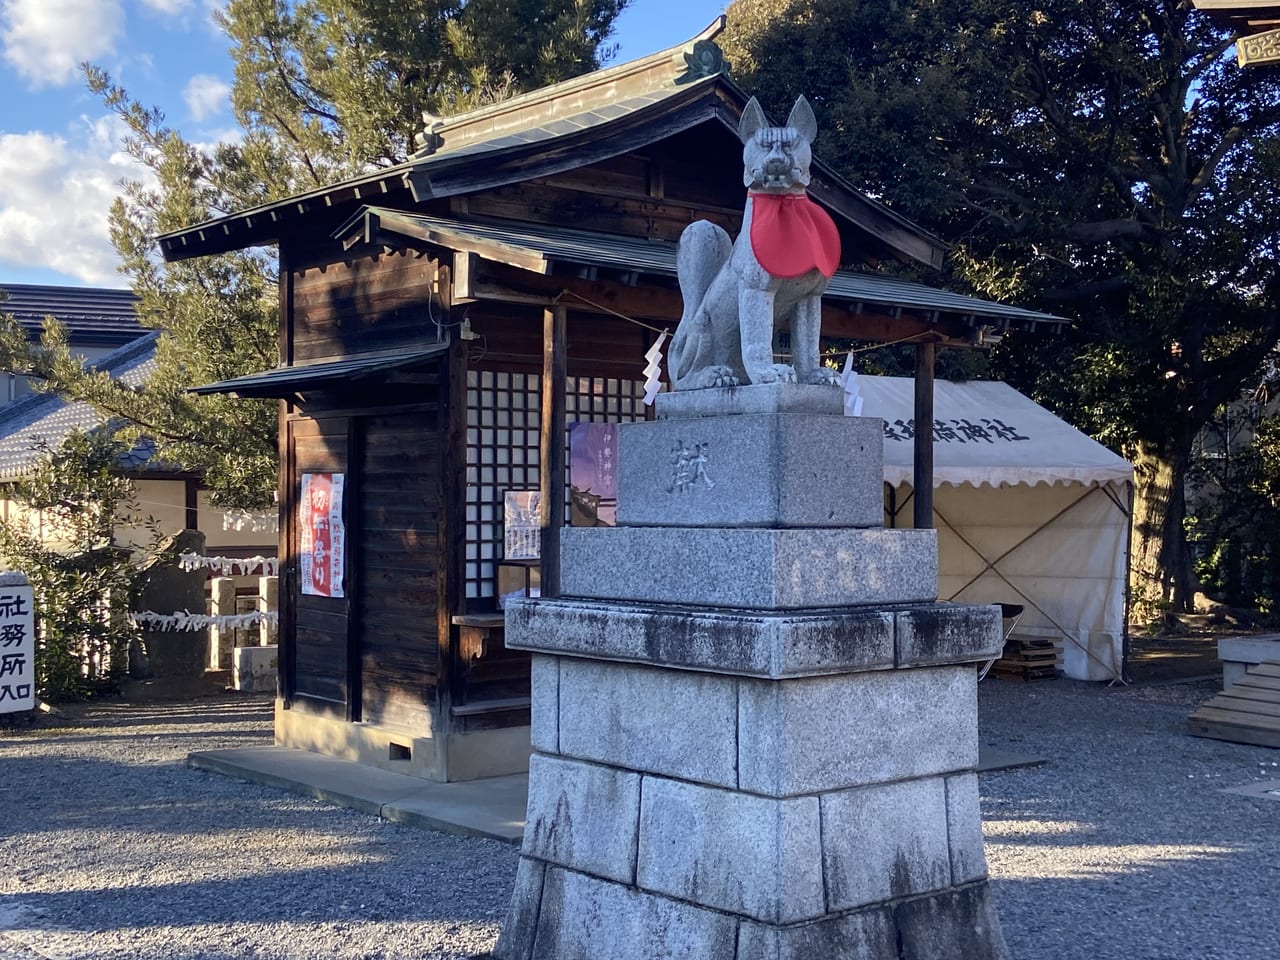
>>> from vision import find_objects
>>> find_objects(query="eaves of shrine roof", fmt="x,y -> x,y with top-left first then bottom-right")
157,18 -> 945,271
1193,1 -> 1280,28
337,207 -> 1067,332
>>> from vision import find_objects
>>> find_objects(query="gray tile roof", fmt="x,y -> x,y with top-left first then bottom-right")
0,333 -> 160,480
0,283 -> 143,346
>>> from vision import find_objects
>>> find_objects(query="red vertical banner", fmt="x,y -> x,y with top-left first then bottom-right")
300,473 -> 345,598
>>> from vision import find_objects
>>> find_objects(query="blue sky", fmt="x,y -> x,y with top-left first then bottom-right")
0,0 -> 728,289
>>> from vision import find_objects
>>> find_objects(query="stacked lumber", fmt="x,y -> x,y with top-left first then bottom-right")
1188,660 -> 1280,749
991,637 -> 1062,682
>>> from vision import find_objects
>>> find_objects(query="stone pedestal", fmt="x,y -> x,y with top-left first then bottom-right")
494,384 -> 1010,960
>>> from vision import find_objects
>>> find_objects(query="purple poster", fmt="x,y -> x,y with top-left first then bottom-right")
569,422 -> 618,527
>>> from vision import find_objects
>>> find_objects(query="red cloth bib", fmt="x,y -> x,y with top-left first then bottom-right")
748,192 -> 841,279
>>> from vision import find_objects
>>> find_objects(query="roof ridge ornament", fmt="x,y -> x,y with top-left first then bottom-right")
675,39 -> 729,85
414,114 -> 446,156
1239,27 -> 1280,67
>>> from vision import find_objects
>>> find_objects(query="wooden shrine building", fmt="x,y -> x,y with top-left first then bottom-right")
1193,1 -> 1280,66
163,19 -> 1064,782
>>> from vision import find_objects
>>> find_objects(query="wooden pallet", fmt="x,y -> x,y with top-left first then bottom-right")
991,638 -> 1062,682
1188,660 -> 1280,749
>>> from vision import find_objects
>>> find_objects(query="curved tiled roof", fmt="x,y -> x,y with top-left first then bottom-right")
0,283 -> 143,346
0,333 -> 159,480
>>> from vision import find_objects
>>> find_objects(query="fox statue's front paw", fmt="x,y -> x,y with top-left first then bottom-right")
685,366 -> 741,389
747,363 -> 797,385
800,367 -> 841,386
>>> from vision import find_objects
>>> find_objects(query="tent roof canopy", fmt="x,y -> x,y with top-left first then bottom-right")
857,376 -> 1133,488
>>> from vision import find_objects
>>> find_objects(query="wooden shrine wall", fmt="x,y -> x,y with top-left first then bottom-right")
279,248 -> 453,734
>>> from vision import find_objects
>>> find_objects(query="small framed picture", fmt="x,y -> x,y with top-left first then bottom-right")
503,490 -> 542,560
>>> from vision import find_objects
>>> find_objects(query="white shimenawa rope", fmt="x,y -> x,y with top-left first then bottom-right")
128,610 -> 280,632
178,553 -> 280,577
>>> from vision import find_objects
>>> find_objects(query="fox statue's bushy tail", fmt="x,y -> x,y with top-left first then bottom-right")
668,220 -> 732,388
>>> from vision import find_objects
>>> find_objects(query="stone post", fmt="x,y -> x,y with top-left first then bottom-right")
208,576 -> 236,670
494,384 -> 1010,960
126,529 -> 212,700
257,575 -> 279,646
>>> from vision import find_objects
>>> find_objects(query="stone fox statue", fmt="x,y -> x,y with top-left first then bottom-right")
668,95 -> 842,390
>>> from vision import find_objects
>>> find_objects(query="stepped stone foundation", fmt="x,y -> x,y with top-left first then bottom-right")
494,384 -> 1011,959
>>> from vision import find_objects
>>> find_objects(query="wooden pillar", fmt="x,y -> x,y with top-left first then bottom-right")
540,304 -> 568,598
913,340 -> 936,529
184,478 -> 199,531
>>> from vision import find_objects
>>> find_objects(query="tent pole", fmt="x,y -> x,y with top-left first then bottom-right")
540,303 -> 567,598
1122,480 -> 1135,684
913,340 -> 935,529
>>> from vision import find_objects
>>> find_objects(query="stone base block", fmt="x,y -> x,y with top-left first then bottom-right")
737,665 -> 978,796
560,526 -> 937,609
558,658 -> 739,788
506,598 -> 1002,676
895,603 -> 1003,667
738,883 -> 1010,960
232,644 -> 277,693
495,863 -> 739,960
637,775 -> 824,922
542,658 -> 976,795
507,599 -> 894,678
616,414 -> 883,528
523,754 -> 641,885
518,757 -> 985,926
654,382 -> 844,419
494,864 -> 1009,960
821,777 -> 951,910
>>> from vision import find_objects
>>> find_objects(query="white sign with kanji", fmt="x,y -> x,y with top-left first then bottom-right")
0,572 -> 36,713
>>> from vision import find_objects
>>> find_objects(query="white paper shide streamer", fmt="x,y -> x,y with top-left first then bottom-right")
840,351 -> 864,417
642,331 -> 667,406
220,509 -> 279,533
179,553 -> 280,577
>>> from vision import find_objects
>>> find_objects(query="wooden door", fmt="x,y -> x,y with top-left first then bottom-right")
354,411 -> 443,733
283,415 -> 350,717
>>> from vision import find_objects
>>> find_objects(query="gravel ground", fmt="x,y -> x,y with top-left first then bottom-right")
0,696 -> 517,960
0,679 -> 1277,960
982,677 -> 1280,960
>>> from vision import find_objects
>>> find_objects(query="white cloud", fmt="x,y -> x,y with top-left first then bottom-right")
183,73 -> 230,121
139,0 -> 194,13
0,115 -> 152,284
193,125 -> 243,150
0,0 -> 124,88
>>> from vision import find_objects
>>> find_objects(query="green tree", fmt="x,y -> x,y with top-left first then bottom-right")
0,430 -> 153,701
220,0 -> 628,183
0,0 -> 629,512
724,0 -> 1280,614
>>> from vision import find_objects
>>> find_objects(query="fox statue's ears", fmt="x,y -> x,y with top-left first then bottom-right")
737,95 -> 818,146
787,96 -> 818,145
738,97 -> 768,144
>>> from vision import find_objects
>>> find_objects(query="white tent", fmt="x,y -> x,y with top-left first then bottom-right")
857,376 -> 1134,681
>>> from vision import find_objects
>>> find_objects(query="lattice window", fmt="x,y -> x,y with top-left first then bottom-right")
464,371 -> 647,602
